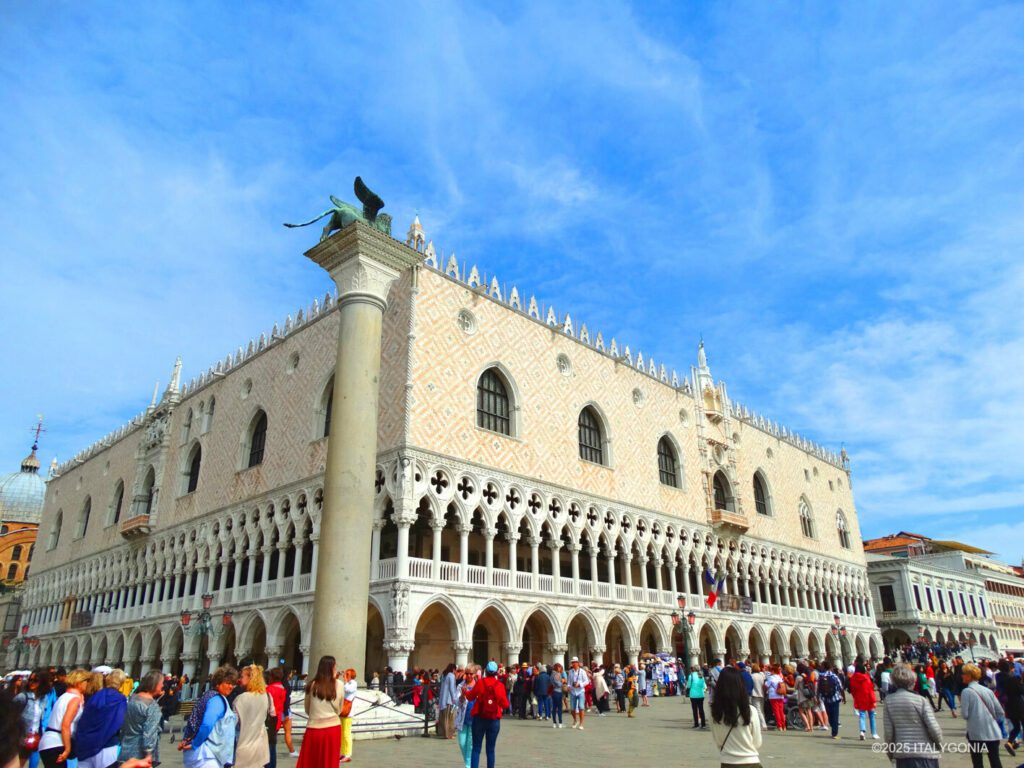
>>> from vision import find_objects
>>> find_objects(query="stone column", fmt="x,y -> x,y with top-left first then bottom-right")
654,558 -> 664,594
606,552 -> 617,588
484,527 -> 495,586
507,533 -> 519,587
549,541 -> 562,593
529,537 -> 540,590
396,519 -> 411,580
181,653 -> 199,698
205,651 -> 220,680
458,525 -> 471,583
453,641 -> 471,668
504,643 -> 523,668
668,563 -> 677,598
623,554 -> 634,591
431,522 -> 443,581
265,645 -> 283,668
385,640 -> 414,674
638,555 -> 648,591
590,645 -> 605,667
370,520 -> 383,580
760,654 -> 770,667
299,645 -> 311,675
549,643 -> 568,667
569,544 -> 580,594
589,548 -> 599,592
626,646 -> 641,668
305,222 -> 422,677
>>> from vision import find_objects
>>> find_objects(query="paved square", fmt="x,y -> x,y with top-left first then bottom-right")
158,696 -> 993,768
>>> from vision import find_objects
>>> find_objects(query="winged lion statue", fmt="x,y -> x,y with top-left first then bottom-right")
284,176 -> 392,241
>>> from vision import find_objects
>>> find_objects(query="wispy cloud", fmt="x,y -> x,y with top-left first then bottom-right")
1,1 -> 1022,562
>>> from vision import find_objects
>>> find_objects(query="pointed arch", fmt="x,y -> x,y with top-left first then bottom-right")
657,433 -> 683,489
241,408 -> 268,469
578,402 -> 612,466
712,471 -> 735,512
413,593 -> 468,644
752,469 -> 773,516
476,363 -> 520,437
798,496 -> 815,539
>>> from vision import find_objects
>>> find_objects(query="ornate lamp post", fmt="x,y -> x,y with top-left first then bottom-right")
180,594 -> 233,638
965,631 -> 976,662
3,625 -> 39,669
830,614 -> 849,667
670,595 -> 695,671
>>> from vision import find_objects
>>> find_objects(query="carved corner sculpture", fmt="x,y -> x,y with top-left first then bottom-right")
284,176 -> 393,241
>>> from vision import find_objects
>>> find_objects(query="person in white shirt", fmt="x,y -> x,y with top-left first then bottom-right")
710,666 -> 764,766
567,658 -> 590,730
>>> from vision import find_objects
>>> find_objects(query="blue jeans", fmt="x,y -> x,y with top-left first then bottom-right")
551,694 -> 563,724
857,709 -> 876,735
537,694 -> 551,719
824,699 -> 841,737
941,688 -> 957,711
569,690 -> 586,712
471,717 -> 500,768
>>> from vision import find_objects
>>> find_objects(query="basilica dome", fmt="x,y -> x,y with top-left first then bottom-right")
0,446 -> 47,525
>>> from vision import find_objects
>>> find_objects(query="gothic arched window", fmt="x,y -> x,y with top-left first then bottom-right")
48,510 -> 63,550
247,411 -> 268,468
76,497 -> 91,539
186,445 -> 202,493
712,471 -> 734,512
799,498 -> 815,538
836,509 -> 850,548
753,473 -> 770,516
657,436 -> 679,487
578,406 -> 604,465
110,480 -> 125,525
476,369 -> 511,435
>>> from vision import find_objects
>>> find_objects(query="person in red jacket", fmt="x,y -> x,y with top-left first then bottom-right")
465,661 -> 510,768
848,663 -> 878,740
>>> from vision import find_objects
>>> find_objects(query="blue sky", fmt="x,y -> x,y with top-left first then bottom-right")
2,2 -> 1022,562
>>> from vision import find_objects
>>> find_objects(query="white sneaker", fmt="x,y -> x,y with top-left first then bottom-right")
289,753 -> 299,758
578,725 -> 584,731
859,732 -> 865,741
872,734 -> 880,740
572,723 -> 578,729
559,724 -> 564,728
553,724 -> 558,728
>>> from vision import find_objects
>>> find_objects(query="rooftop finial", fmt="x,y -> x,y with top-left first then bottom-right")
150,381 -> 160,408
167,356 -> 182,394
20,415 -> 44,474
697,338 -> 709,370
30,414 -> 45,452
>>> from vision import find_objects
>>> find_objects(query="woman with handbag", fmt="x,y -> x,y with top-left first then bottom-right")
549,664 -> 565,729
960,663 -> 1008,767
178,666 -> 239,768
765,665 -> 787,732
15,670 -> 52,767
232,665 -> 276,768
297,657 -> 344,768
339,668 -> 358,764
709,667 -> 764,767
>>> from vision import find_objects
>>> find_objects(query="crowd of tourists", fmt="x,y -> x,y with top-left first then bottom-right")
3,651 -> 1023,768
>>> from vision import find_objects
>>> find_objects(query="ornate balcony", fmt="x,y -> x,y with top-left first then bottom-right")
119,514 -> 152,538
709,508 -> 750,533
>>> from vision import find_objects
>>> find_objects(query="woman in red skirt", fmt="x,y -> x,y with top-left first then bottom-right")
297,656 -> 345,768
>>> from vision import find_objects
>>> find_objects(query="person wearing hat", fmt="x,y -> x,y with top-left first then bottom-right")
567,658 -> 590,730
464,661 -> 509,768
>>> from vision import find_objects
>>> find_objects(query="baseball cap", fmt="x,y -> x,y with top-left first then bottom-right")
486,661 -> 498,674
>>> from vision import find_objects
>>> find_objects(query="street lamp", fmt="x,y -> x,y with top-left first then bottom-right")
180,594 -> 232,637
965,631 -> 976,662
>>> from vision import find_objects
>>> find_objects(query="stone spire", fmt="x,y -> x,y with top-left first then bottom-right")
149,381 -> 160,409
166,356 -> 182,394
406,214 -> 426,252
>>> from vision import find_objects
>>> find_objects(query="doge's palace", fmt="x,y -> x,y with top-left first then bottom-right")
15,215 -> 882,681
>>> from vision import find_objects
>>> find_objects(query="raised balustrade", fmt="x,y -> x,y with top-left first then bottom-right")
467,565 -> 487,586
376,558 -> 397,581
439,562 -> 460,582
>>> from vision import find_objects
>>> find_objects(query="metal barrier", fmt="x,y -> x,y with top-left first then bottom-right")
287,682 -> 439,738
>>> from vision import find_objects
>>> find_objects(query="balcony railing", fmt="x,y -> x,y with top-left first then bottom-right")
119,515 -> 152,538
709,509 -> 750,532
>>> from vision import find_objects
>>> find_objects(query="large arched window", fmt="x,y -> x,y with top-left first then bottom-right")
203,396 -> 216,433
141,467 -> 156,516
712,471 -> 735,512
319,377 -> 334,439
753,472 -> 770,516
185,444 -> 202,494
836,509 -> 850,548
578,406 -> 604,465
11,545 -> 22,561
799,498 -> 815,538
657,436 -> 679,487
76,496 -> 91,539
476,369 -> 511,435
48,510 -> 63,550
5,564 -> 15,581
247,410 -> 268,468
108,480 -> 125,526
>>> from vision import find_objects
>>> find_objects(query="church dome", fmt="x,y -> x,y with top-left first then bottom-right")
0,446 -> 47,525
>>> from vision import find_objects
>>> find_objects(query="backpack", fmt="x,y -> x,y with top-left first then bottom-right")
202,695 -> 238,767
476,679 -> 503,720
818,674 -> 835,699
801,675 -> 816,699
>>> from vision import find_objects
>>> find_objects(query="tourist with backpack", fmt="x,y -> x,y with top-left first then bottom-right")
178,666 -> 239,768
464,661 -> 509,768
818,666 -> 846,740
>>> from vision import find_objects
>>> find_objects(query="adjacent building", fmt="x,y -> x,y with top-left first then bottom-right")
13,218 -> 882,678
865,532 -> 1024,658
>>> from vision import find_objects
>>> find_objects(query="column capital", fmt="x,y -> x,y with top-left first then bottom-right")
303,222 -> 423,307
452,641 -> 473,653
590,645 -> 606,654
548,644 -> 569,655
456,524 -> 473,536
503,643 -> 523,654
483,527 -> 497,540
372,518 -> 387,531
504,533 -> 520,543
546,540 -> 562,551
384,639 -> 415,653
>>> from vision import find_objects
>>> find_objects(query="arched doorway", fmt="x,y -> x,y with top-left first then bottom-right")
697,624 -> 717,666
566,613 -> 596,667
411,600 -> 459,670
604,615 -> 631,667
639,617 -> 664,655
724,625 -> 743,663
521,609 -> 555,665
249,617 -> 268,667
365,604 -> 385,680
218,623 -> 237,667
111,634 -> 125,668
808,631 -> 822,662
166,627 -> 184,677
471,606 -> 510,667
748,627 -> 766,662
95,635 -> 108,666
769,628 -> 786,664
128,633 -> 144,679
